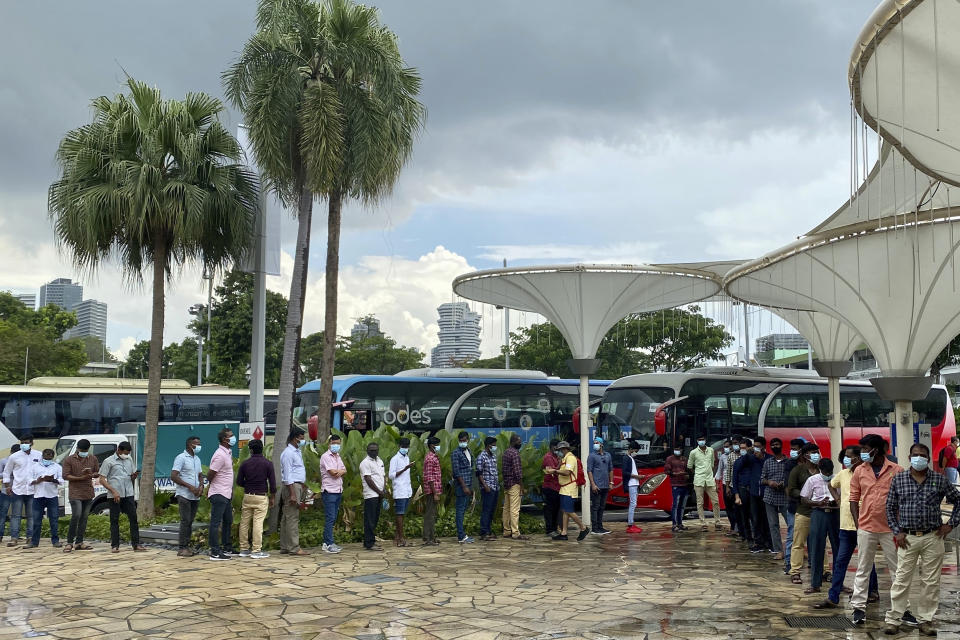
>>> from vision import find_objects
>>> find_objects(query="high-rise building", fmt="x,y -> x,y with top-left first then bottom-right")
7,292 -> 36,309
430,302 -> 481,367
64,299 -> 108,343
351,317 -> 384,341
39,278 -> 82,311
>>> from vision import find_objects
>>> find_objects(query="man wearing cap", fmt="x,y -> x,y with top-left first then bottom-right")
551,441 -> 589,541
587,435 -> 613,535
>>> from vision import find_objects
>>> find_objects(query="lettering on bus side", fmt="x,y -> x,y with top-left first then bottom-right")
380,406 -> 432,426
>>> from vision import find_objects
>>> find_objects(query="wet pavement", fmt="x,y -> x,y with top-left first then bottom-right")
1,518 -> 958,640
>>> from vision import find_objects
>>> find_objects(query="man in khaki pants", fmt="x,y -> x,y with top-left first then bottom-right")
882,443 -> 960,637
501,434 -> 527,540
280,428 -> 310,556
687,437 -> 721,531
236,439 -> 276,558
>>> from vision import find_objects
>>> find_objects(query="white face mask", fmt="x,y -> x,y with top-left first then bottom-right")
118,453 -> 130,460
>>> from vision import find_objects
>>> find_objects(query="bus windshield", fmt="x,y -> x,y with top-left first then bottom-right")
598,387 -> 673,467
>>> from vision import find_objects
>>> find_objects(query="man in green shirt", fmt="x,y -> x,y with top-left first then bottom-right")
687,437 -> 722,531
786,442 -> 827,584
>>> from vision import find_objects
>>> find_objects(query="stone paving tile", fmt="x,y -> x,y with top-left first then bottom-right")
1,521 -> 959,639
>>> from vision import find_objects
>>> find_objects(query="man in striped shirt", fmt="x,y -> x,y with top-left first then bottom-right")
421,437 -> 442,546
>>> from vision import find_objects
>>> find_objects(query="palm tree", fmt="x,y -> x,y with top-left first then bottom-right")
224,0 -> 425,460
49,78 -> 259,519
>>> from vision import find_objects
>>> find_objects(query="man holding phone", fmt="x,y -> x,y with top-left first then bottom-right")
61,439 -> 100,552
98,442 -> 145,553
388,437 -> 415,547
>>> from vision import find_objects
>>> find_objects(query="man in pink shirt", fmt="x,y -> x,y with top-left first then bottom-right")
319,434 -> 347,554
206,428 -> 237,561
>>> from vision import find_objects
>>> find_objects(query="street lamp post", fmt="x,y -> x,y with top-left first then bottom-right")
188,303 -> 205,385
203,267 -> 213,381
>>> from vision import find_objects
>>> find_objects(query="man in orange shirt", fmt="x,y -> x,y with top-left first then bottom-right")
848,434 -> 904,626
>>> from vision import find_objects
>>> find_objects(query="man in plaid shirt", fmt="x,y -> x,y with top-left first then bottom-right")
761,437 -> 792,559
451,431 -> 475,544
502,434 -> 528,540
421,436 -> 443,546
476,437 -> 499,541
882,443 -> 960,636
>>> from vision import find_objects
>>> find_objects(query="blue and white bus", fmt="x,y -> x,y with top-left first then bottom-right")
294,368 -> 611,445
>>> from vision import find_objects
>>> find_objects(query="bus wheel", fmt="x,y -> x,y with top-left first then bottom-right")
90,498 -> 110,516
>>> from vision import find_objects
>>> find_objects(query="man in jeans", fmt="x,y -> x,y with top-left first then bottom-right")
61,439 -> 99,552
280,428 -> 309,556
206,427 -> 236,561
541,439 -> 562,537
3,434 -> 41,546
587,436 -> 613,535
476,437 -> 499,541
0,445 -> 15,542
451,431 -> 475,544
98,442 -> 145,552
319,434 -> 346,554
502,434 -> 528,540
421,436 -> 443,546
664,444 -> 689,532
29,448 -> 63,548
171,436 -> 204,557
236,439 -> 275,559
761,437 -> 793,560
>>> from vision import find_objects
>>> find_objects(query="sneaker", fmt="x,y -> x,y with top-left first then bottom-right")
813,599 -> 838,610
750,545 -> 763,553
625,525 -> 643,533
250,552 -> 270,559
597,528 -> 611,535
852,609 -> 866,626
577,528 -> 590,541
23,544 -> 38,549
330,544 -> 343,553
364,545 -> 384,551
867,591 -> 881,603
902,610 -> 918,625
551,534 -> 568,541
321,543 -> 330,552
323,544 -> 341,554
545,531 -> 557,538
458,536 -> 475,544
222,549 -> 240,556
591,529 -> 604,535
238,550 -> 251,557
209,554 -> 227,561
6,540 -> 20,547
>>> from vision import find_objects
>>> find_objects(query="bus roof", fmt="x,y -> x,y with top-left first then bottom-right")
607,366 -> 869,391
298,373 -> 612,394
0,378 -> 278,396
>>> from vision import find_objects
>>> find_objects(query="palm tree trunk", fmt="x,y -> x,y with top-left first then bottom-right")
269,176 -> 313,530
138,236 -> 167,521
316,190 -> 342,443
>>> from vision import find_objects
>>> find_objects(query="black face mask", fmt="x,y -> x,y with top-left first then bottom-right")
368,451 -> 378,459
771,445 -> 782,454
512,442 -> 521,449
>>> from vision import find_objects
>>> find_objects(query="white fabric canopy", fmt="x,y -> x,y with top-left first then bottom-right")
768,309 -> 861,363
851,0 -> 960,186
452,264 -> 720,360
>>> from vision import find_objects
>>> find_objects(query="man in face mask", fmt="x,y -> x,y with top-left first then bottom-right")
541,439 -> 562,537
451,432 -> 475,544
786,443 -> 822,584
663,444 -> 689,532
800,458 -> 840,594
171,436 -> 204,557
716,439 -> 738,535
237,439 -> 276,559
207,428 -> 238,560
2,434 -> 41,546
761,437 -> 792,560
476,436 -> 499,541
280,428 -> 309,556
502,434 -> 528,540
98,442 -> 145,552
319,434 -> 346,554
28,448 -> 63,548
421,437 -> 443,546
61,439 -> 100,552
0,444 -> 20,543
360,442 -> 386,551
586,435 -> 612,535
881,443 -> 960,637
388,437 -> 415,547
687,436 -> 722,531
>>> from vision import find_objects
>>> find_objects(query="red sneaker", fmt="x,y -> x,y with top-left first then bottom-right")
625,525 -> 643,533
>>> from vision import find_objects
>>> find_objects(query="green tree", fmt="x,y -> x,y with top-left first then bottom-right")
80,336 -> 118,363
188,270 -> 288,388
0,293 -> 86,384
301,326 -> 425,379
224,0 -> 427,459
480,306 -> 733,378
931,334 -> 960,380
49,78 -> 259,519
165,338 -> 200,384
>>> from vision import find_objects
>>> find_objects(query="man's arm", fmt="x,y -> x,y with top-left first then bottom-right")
363,474 -> 384,497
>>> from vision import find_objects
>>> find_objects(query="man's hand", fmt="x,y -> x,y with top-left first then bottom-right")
111,490 -> 120,503
269,496 -> 275,508
4,487 -> 10,496
591,484 -> 598,494
893,532 -> 910,549
192,485 -> 202,497
130,471 -> 140,480
935,523 -> 954,538
464,487 -> 472,497
434,492 -> 441,503
734,494 -> 741,505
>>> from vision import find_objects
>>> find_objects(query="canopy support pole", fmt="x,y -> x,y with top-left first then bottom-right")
893,400 -> 914,464
568,358 -> 600,529
870,376 -> 933,464
813,361 -> 851,460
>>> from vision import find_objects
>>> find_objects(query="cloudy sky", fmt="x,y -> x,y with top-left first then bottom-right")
0,0 -> 879,361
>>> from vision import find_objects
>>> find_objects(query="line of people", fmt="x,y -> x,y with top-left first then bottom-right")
679,432 -> 960,636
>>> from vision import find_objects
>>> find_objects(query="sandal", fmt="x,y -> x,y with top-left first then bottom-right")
804,587 -> 821,594
63,544 -> 73,553
791,574 -> 802,585
75,544 -> 92,550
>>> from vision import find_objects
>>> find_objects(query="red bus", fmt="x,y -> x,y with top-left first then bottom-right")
596,367 -> 956,513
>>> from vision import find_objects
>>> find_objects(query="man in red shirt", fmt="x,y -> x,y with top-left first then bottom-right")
664,446 -> 690,532
937,437 -> 958,485
421,436 -> 442,546
541,439 -> 562,537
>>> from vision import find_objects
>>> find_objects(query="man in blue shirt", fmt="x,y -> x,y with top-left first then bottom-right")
451,431 -> 475,544
171,436 -> 204,557
587,436 -> 613,535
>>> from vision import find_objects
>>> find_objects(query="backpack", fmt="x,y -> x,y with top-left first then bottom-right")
561,457 -> 587,487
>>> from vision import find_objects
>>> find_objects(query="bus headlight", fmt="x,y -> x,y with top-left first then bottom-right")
638,473 -> 666,495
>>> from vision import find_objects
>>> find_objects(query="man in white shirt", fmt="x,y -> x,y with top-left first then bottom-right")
388,437 -> 415,547
279,428 -> 309,556
2,434 -> 42,546
0,444 -> 19,542
359,442 -> 386,551
28,448 -> 63,548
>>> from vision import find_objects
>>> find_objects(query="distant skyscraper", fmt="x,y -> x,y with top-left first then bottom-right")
64,299 -> 108,344
9,293 -> 36,310
430,302 -> 481,367
39,278 -> 82,311
351,317 -> 384,341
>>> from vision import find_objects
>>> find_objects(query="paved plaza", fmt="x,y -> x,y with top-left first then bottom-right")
1,517 -> 958,640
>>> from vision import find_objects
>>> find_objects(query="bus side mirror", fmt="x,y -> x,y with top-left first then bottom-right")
654,409 -> 666,437
308,415 -> 319,441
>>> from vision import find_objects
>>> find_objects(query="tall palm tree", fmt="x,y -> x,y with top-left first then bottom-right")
224,0 -> 425,463
49,78 -> 259,519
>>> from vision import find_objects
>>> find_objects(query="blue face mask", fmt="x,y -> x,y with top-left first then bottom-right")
809,453 -> 821,464
739,449 -> 748,456
78,451 -> 89,458
330,444 -> 341,454
910,456 -> 928,471
433,445 -> 441,453
399,448 -> 408,456
860,451 -> 872,462
842,456 -> 852,468
821,473 -> 833,481
753,446 -> 762,453
21,444 -> 31,452
458,441 -> 468,449
490,446 -> 497,453
789,450 -> 799,459
592,443 -> 601,451
723,447 -> 730,453
193,445 -> 202,455
298,439 -> 306,448
41,459 -> 53,467
228,436 -> 237,447
697,440 -> 706,447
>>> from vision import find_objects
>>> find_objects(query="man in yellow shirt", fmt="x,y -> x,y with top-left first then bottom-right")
548,442 -> 589,541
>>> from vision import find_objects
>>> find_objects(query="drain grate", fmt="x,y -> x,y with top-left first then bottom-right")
783,615 -> 855,630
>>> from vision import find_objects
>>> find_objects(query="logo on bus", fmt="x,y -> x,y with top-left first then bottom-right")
382,406 -> 432,426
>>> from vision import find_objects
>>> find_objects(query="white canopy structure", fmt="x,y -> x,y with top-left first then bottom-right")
851,0 -> 960,187
453,263 -> 723,526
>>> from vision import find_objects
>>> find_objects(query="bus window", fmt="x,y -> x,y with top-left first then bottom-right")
765,384 -> 827,429
914,388 -> 947,427
339,381 -> 476,431
0,394 -> 20,432
676,379 -> 780,447
598,387 -> 674,467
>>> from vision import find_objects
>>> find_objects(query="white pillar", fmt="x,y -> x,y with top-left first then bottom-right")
248,189 -> 268,426
893,399 -> 914,464
579,375 -> 591,527
828,376 -> 842,460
